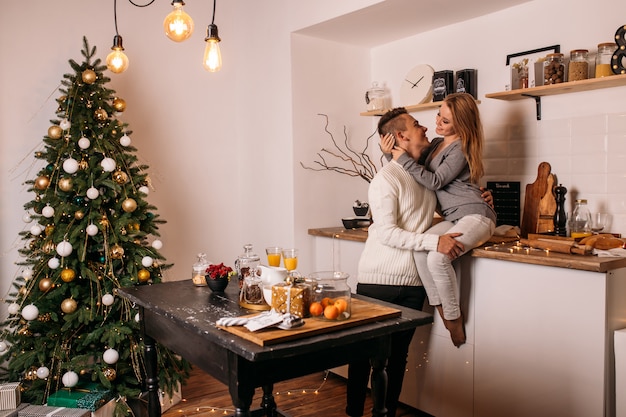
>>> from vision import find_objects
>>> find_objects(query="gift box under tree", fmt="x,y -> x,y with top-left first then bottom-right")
0,383 -> 21,411
18,405 -> 90,417
46,382 -> 113,412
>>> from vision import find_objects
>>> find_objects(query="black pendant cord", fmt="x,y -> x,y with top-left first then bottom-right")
211,0 -> 217,24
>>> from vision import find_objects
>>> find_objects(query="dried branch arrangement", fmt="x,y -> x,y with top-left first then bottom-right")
300,113 -> 382,183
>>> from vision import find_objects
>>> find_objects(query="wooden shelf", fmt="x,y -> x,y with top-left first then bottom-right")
485,74 -> 626,120
360,99 -> 481,116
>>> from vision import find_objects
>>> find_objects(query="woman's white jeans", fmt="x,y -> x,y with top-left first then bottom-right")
413,214 -> 495,320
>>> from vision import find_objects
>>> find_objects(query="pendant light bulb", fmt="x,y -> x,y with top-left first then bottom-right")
106,35 -> 129,74
164,0 -> 194,42
203,24 -> 222,72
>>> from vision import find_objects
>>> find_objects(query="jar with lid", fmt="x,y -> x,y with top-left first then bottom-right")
596,42 -> 616,77
568,49 -> 589,81
365,82 -> 387,112
234,244 -> 260,290
570,199 -> 592,239
191,253 -> 210,286
544,53 -> 565,85
308,271 -> 351,321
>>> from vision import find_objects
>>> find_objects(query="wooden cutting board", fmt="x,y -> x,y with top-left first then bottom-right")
521,162 -> 556,237
219,298 -> 402,346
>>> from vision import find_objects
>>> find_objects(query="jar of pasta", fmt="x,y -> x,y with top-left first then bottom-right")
544,53 -> 565,84
568,49 -> 589,81
596,43 -> 616,77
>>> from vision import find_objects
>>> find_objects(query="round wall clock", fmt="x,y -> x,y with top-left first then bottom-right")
400,64 -> 435,106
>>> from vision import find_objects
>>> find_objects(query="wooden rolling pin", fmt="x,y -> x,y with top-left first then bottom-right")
519,238 -> 593,255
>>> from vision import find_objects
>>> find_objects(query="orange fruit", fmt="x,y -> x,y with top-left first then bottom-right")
334,298 -> 348,314
309,302 -> 323,317
321,297 -> 333,308
324,305 -> 339,320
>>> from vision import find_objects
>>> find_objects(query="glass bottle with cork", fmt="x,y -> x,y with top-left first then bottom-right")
544,53 -> 565,85
570,199 -> 592,239
568,49 -> 589,81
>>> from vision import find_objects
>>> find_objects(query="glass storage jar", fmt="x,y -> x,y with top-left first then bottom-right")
571,199 -> 592,239
365,82 -> 387,112
568,49 -> 589,81
308,271 -> 351,321
234,244 -> 260,290
544,53 -> 565,85
191,253 -> 210,286
596,42 -> 617,77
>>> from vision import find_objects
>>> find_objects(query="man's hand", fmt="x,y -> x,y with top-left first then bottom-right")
437,233 -> 464,260
480,186 -> 494,209
379,133 -> 395,154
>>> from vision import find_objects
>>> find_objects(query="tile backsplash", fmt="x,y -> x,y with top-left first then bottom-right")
483,112 -> 626,236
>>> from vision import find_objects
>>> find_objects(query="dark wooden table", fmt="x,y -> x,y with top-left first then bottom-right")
117,280 -> 432,417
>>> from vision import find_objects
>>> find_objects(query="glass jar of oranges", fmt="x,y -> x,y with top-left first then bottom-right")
308,271 -> 351,321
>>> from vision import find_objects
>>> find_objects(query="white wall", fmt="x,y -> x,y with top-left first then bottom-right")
2,0 -> 626,304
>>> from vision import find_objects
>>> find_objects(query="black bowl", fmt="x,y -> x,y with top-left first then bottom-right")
342,217 -> 372,229
353,206 -> 369,216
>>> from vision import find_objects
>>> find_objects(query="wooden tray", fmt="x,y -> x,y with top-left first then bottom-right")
219,298 -> 401,346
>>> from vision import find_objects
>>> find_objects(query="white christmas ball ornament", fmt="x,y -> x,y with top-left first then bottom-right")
78,137 -> 91,149
135,313 -> 141,322
42,205 -> 55,218
36,366 -> 50,379
86,223 -> 99,236
56,240 -> 73,257
62,371 -> 79,388
138,186 -> 150,195
62,158 -> 79,174
141,256 -> 153,268
21,304 -> 39,321
86,187 -> 100,200
101,293 -> 115,306
22,268 -> 34,279
59,119 -> 71,130
151,240 -> 163,250
7,303 -> 20,315
22,213 -> 32,223
48,257 -> 61,269
119,134 -> 131,147
0,341 -> 7,353
100,157 -> 116,172
103,348 -> 119,364
30,224 -> 43,236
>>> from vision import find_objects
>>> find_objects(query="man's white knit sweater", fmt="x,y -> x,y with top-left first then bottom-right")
358,161 -> 439,287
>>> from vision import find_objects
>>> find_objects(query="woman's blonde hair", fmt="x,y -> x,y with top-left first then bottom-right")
443,93 -> 484,183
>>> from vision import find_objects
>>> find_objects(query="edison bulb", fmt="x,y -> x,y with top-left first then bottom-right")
106,35 -> 129,74
202,34 -> 222,72
164,1 -> 194,42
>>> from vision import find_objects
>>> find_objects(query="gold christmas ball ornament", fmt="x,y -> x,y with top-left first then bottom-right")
81,69 -> 97,84
79,159 -> 89,170
45,225 -> 55,236
61,298 -> 78,314
34,175 -> 50,190
74,210 -> 85,220
94,108 -> 108,121
110,244 -> 125,259
112,97 -> 126,112
24,366 -> 38,380
112,170 -> 129,184
102,367 -> 116,381
121,198 -> 137,213
47,125 -> 63,139
60,268 -> 76,283
137,269 -> 151,283
39,278 -> 53,292
58,177 -> 73,192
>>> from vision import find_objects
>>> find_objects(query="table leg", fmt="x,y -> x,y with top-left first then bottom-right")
260,384 -> 277,417
143,333 -> 161,417
228,352 -> 256,417
370,338 -> 390,417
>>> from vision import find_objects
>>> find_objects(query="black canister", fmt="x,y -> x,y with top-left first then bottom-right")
456,69 -> 477,98
432,70 -> 454,102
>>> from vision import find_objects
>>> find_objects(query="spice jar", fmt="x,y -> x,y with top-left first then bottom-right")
596,42 -> 616,77
568,49 -> 589,81
544,53 -> 565,85
570,199 -> 592,239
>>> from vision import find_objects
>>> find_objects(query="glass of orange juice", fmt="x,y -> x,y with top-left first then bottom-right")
265,247 -> 282,267
282,248 -> 298,274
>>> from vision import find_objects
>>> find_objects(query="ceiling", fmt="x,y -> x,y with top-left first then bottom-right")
295,0 -> 533,47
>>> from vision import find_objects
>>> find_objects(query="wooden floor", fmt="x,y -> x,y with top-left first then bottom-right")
163,366 -> 431,417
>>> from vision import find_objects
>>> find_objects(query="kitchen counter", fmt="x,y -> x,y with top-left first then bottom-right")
308,227 -> 626,273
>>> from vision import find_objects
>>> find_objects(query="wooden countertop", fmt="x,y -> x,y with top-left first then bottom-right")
308,227 -> 626,273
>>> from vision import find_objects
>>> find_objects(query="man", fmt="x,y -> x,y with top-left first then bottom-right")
346,107 -> 464,417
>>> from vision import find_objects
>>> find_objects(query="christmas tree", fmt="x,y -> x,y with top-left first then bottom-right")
0,37 -> 189,413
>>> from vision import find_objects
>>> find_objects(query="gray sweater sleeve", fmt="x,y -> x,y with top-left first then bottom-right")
395,141 -> 467,191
